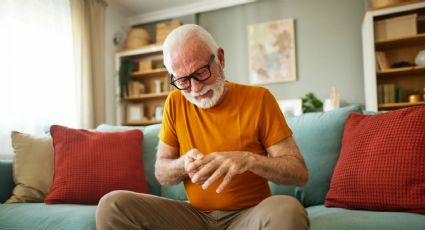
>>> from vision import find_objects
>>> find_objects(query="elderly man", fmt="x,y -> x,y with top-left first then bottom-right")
96,24 -> 309,230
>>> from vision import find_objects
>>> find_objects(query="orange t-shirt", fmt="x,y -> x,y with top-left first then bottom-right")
158,82 -> 292,211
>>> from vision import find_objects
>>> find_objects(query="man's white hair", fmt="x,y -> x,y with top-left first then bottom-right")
162,24 -> 219,74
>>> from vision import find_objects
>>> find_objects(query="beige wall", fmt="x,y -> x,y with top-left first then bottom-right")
104,0 -> 133,124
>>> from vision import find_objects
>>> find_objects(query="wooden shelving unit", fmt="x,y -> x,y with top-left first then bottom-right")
378,101 -> 425,110
377,65 -> 425,77
115,45 -> 172,126
375,33 -> 425,50
131,68 -> 168,78
362,2 -> 425,111
125,92 -> 169,101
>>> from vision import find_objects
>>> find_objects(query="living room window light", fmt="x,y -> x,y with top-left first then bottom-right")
0,0 -> 79,159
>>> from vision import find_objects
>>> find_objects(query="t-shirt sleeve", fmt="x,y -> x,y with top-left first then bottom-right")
158,94 -> 180,147
258,90 -> 293,148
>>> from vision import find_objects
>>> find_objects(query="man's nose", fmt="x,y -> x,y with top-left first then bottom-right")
190,78 -> 203,93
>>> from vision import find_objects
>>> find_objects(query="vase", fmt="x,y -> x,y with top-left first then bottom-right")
415,50 -> 425,66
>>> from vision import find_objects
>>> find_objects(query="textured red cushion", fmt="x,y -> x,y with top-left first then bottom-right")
325,106 -> 425,214
45,125 -> 147,204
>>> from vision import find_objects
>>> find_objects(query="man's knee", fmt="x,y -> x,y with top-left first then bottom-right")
256,195 -> 309,229
98,190 -> 131,212
262,195 -> 304,213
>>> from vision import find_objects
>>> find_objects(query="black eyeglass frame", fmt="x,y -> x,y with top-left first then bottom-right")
169,54 -> 215,90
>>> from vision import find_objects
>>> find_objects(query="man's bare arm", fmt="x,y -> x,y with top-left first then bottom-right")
155,141 -> 203,185
249,136 -> 308,186
190,137 -> 308,193
154,141 -> 186,185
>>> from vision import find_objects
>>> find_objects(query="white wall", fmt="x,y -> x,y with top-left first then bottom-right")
104,0 -> 133,124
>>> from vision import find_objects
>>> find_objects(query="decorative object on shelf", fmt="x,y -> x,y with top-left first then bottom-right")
129,82 -> 145,97
154,80 -> 162,93
409,94 -> 421,102
415,50 -> 425,66
154,106 -> 164,121
277,99 -> 303,117
248,18 -> 297,84
391,61 -> 414,68
156,20 -> 183,44
125,28 -> 151,50
373,13 -> 417,41
126,104 -> 145,123
324,87 -> 340,111
119,59 -> 135,99
408,88 -> 422,102
302,93 -> 323,113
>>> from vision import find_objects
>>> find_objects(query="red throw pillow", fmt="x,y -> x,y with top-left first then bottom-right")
325,106 -> 425,214
45,125 -> 147,204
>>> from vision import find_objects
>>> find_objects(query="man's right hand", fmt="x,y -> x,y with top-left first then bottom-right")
184,149 -> 204,182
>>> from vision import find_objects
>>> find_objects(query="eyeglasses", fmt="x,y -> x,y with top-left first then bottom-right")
169,54 -> 215,90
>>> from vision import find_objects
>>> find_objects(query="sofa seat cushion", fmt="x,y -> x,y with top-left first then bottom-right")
0,203 -> 96,230
307,205 -> 425,230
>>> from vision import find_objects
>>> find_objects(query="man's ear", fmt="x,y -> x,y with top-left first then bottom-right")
217,48 -> 225,69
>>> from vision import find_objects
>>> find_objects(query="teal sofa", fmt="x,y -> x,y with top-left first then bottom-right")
1,105 -> 424,229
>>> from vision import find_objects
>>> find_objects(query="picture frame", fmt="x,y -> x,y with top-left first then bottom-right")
126,103 -> 145,123
278,99 -> 303,117
248,18 -> 297,84
154,106 -> 164,121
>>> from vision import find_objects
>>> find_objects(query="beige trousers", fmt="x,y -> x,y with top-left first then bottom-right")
96,190 -> 309,230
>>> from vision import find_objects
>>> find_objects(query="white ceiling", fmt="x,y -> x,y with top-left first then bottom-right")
111,0 -> 207,16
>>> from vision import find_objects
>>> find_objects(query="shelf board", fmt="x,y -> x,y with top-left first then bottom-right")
116,44 -> 163,58
377,65 -> 425,77
124,120 -> 162,126
378,101 -> 425,110
132,68 -> 168,78
375,33 -> 425,50
125,92 -> 169,101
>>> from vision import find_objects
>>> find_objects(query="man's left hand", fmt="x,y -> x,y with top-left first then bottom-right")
190,151 -> 254,193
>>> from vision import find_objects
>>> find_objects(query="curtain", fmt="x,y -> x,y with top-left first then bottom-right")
70,0 -> 107,129
0,0 -> 78,158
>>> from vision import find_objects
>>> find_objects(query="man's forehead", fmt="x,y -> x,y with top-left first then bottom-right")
169,46 -> 211,77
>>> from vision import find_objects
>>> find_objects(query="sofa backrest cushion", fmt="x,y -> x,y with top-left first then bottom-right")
269,105 -> 362,207
45,125 -> 147,204
325,106 -> 425,214
0,160 -> 16,203
96,124 -> 162,196
5,132 -> 54,203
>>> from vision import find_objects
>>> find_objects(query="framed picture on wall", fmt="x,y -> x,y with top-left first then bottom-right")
248,18 -> 297,84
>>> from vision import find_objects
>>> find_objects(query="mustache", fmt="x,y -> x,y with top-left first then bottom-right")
187,86 -> 213,97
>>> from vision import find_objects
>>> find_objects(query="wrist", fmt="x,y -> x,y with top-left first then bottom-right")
245,151 -> 256,170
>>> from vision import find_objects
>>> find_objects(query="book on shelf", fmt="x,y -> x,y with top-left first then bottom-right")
375,51 -> 391,71
381,83 -> 396,104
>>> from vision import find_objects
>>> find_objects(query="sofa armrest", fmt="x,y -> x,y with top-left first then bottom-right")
0,160 -> 14,203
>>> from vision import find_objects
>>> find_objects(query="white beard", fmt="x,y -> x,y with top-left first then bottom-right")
182,74 -> 225,109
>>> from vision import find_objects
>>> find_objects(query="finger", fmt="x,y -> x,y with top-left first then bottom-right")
196,153 -> 204,160
192,162 -> 217,183
202,167 -> 227,190
192,175 -> 208,184
216,171 -> 234,193
186,161 -> 201,174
